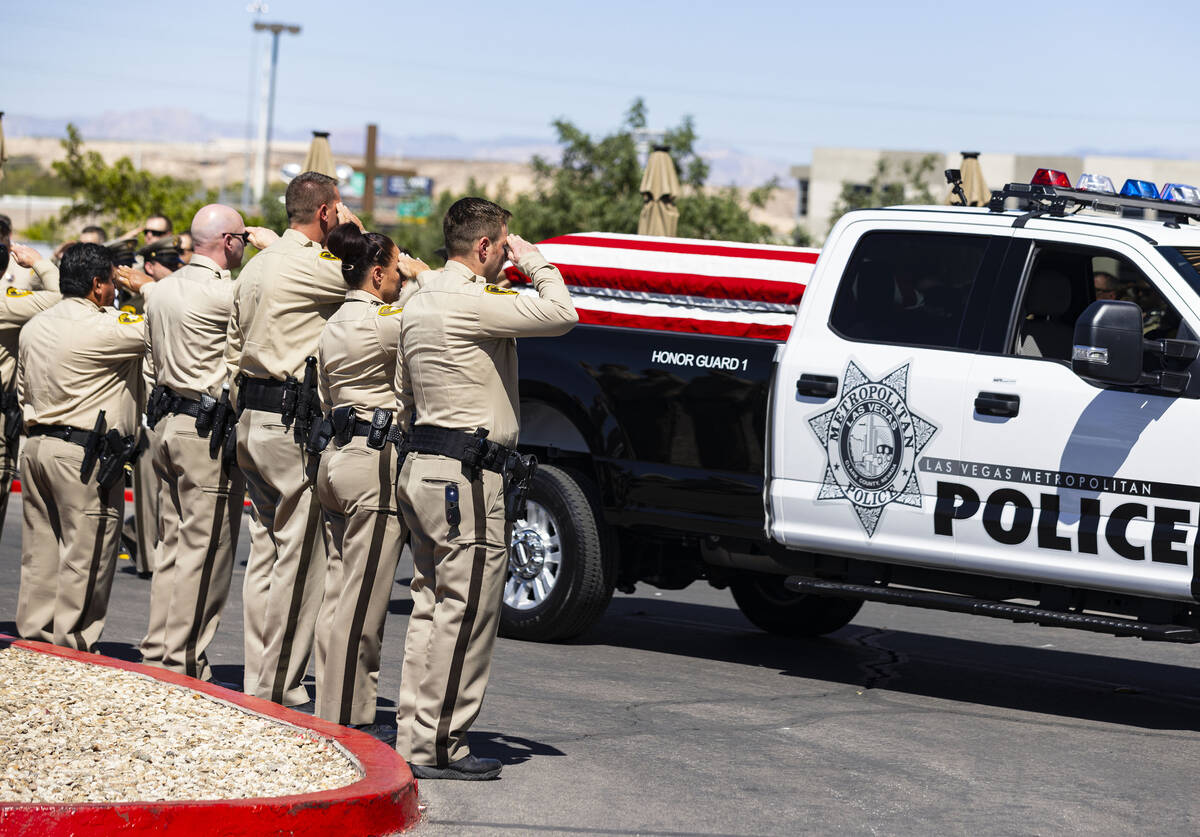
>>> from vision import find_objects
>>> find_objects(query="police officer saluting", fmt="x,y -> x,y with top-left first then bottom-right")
135,204 -> 249,682
225,171 -> 349,707
313,221 -> 427,738
395,197 -> 577,779
16,243 -> 147,651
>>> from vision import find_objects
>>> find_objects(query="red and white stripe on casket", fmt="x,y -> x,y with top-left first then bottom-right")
503,232 -> 819,342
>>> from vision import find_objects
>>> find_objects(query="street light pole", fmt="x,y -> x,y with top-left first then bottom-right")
250,21 -> 300,206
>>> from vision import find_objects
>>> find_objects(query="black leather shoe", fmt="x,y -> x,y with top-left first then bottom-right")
410,755 -> 502,781
349,723 -> 397,747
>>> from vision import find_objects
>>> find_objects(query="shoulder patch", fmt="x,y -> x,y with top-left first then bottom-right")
484,284 -> 519,296
319,250 -> 340,262
117,312 -> 144,324
5,288 -> 32,298
377,305 -> 403,316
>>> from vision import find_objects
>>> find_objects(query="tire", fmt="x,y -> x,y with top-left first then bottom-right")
499,464 -> 614,641
730,572 -> 862,637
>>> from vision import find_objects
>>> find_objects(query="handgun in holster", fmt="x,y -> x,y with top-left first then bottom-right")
96,430 -> 145,490
462,427 -> 491,479
293,356 -> 319,445
303,412 -> 333,482
194,393 -> 219,436
208,387 -> 233,462
502,451 -> 538,522
366,408 -> 392,450
0,390 -> 21,446
145,384 -> 170,429
79,411 -> 108,483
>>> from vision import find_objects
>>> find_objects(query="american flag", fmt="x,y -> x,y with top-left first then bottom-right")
505,232 -> 819,342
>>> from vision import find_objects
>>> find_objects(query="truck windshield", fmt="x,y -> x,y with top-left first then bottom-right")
1156,246 -> 1200,298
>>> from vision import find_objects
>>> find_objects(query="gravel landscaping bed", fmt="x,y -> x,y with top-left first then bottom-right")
0,646 -> 361,803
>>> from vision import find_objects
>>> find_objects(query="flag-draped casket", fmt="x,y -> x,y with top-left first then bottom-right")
505,232 -> 819,342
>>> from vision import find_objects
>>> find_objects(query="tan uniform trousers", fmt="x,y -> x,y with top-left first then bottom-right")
140,413 -> 246,681
395,452 -> 509,766
131,428 -> 160,575
314,437 -> 406,725
238,407 -> 327,706
16,436 -> 124,651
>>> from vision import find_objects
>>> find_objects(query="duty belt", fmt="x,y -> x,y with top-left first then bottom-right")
162,394 -> 202,418
239,377 -> 287,413
407,425 -> 511,474
27,424 -> 93,447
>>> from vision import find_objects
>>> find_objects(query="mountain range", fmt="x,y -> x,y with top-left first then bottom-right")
3,109 -> 794,188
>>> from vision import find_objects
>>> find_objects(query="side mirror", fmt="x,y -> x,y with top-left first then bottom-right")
1072,300 -> 1143,384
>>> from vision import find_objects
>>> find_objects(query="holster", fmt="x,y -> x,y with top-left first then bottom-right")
79,411 -> 108,483
502,452 -> 538,522
96,430 -> 145,490
279,375 -> 300,428
0,390 -> 21,446
194,393 -> 219,436
366,408 -> 392,450
209,389 -> 234,462
330,405 -> 356,446
145,384 -> 171,430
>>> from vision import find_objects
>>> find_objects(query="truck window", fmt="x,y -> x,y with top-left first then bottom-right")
1014,245 -> 1182,362
829,231 -> 991,350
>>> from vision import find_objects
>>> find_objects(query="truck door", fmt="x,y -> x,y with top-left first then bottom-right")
770,222 -> 1013,565
951,231 -> 1200,601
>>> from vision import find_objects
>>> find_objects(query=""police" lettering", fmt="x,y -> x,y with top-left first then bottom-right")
933,481 -> 1192,564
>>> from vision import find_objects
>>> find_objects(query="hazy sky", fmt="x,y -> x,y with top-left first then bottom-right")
4,0 -> 1197,162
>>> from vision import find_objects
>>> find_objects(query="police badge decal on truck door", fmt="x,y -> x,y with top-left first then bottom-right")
808,361 -> 938,536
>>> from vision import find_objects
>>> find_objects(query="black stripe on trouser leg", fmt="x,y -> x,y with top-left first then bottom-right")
184,469 -> 231,679
435,477 -> 488,767
69,489 -> 111,651
337,450 -> 391,723
270,488 -> 323,704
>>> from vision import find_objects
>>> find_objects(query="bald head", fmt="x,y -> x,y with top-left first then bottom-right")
189,204 -> 247,270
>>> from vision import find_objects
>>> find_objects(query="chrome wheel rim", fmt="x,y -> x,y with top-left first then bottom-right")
505,500 -> 562,611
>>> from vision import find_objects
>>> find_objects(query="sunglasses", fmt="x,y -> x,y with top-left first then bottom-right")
224,231 -> 251,244
144,228 -> 169,237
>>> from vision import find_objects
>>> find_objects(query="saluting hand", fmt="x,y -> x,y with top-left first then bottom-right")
335,202 -> 366,232
398,253 -> 430,280
505,234 -> 539,263
8,243 -> 42,269
115,265 -> 154,294
245,226 -> 279,250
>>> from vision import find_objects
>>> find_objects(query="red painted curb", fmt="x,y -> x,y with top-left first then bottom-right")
0,635 -> 420,836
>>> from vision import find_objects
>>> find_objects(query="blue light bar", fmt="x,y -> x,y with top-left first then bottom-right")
1120,179 -> 1159,199
1158,183 -> 1200,204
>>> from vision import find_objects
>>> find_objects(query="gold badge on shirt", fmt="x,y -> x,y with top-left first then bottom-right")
319,250 -> 340,261
4,288 -> 32,298
484,284 -> 518,296
378,305 -> 403,316
117,312 -> 144,324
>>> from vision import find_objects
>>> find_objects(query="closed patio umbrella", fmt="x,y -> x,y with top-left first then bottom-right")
638,146 -> 681,236
302,130 -> 337,178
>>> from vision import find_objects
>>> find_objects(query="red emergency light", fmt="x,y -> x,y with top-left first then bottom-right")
1031,169 -> 1072,188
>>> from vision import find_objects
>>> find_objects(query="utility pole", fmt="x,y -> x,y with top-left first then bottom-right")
250,21 -> 300,206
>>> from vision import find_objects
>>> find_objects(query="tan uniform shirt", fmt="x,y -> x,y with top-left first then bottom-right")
144,253 -> 236,400
0,288 -> 62,389
225,227 -> 346,384
396,252 -> 577,449
317,286 -> 415,422
2,259 -> 56,293
18,297 -> 147,434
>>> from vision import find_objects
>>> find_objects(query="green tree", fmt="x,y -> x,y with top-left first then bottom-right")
24,124 -> 215,241
827,154 -> 939,231
0,155 -> 71,197
507,99 -> 776,244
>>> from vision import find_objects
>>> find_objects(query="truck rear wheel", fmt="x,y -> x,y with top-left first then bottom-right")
499,464 -> 614,641
730,573 -> 861,637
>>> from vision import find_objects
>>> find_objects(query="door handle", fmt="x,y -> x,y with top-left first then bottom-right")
796,374 -> 839,398
975,391 -> 1020,417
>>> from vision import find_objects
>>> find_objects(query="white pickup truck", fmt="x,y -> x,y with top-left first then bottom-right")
506,173 -> 1200,647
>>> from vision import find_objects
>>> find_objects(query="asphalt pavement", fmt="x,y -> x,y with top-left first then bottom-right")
0,496 -> 1198,836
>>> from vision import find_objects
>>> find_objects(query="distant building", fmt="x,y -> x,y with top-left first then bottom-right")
793,148 -> 1200,243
